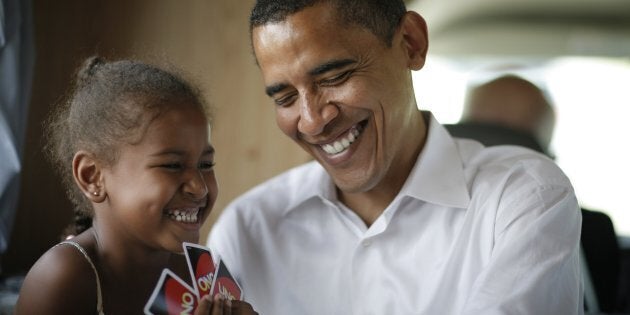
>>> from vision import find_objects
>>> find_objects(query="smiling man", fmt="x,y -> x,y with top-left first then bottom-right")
208,1 -> 583,314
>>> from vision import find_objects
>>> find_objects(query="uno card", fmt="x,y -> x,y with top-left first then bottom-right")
182,242 -> 216,299
144,269 -> 197,315
210,258 -> 243,301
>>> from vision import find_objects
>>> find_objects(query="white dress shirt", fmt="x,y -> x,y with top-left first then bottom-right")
208,112 -> 583,315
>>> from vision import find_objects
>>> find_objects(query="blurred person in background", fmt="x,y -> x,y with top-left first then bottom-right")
449,74 -> 621,313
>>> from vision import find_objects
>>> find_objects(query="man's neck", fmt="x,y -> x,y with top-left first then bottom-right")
338,112 -> 428,227
338,188 -> 399,227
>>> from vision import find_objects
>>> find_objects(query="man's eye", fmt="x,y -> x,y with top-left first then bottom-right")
199,161 -> 216,170
320,71 -> 352,86
274,92 -> 297,107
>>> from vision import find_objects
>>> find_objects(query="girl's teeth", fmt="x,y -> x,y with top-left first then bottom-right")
167,209 -> 199,223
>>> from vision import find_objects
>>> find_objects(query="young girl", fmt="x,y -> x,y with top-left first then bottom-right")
15,57 -> 257,315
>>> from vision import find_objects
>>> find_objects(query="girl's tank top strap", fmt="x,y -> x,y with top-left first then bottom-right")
56,241 -> 105,315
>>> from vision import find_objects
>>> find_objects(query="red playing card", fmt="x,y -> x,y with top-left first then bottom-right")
210,259 -> 243,301
144,269 -> 197,315
183,242 -> 217,299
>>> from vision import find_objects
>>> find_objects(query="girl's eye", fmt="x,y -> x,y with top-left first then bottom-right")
320,71 -> 352,86
161,163 -> 183,170
199,161 -> 216,170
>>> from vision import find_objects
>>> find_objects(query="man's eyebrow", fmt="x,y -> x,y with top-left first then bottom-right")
264,59 -> 357,97
308,59 -> 356,76
265,83 -> 289,97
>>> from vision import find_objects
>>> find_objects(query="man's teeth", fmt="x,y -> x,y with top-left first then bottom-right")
166,208 -> 199,223
322,127 -> 361,155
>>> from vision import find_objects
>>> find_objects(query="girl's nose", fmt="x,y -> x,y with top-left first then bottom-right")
183,169 -> 208,199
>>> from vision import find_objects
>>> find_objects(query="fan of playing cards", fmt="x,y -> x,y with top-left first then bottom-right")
143,242 -> 243,315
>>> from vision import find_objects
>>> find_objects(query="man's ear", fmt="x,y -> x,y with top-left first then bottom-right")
72,150 -> 106,203
399,11 -> 429,70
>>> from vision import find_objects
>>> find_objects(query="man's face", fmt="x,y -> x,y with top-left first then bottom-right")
253,3 -> 424,195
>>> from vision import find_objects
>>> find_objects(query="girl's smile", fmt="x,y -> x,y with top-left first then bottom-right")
98,102 -> 217,252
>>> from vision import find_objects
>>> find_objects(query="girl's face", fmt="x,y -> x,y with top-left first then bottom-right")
99,101 -> 217,253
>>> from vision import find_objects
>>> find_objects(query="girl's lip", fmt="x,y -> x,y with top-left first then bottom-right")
164,206 -> 207,227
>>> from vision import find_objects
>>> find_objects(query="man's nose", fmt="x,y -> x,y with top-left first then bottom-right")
297,93 -> 339,136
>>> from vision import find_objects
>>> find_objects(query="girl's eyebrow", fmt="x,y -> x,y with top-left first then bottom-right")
150,145 -> 215,157
150,150 -> 185,157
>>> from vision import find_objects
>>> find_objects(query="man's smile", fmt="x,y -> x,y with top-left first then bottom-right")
320,121 -> 365,155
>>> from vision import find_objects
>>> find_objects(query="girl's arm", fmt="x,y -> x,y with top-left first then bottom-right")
14,243 -> 99,314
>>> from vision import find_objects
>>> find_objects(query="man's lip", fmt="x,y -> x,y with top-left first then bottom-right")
308,120 -> 367,146
312,120 -> 366,160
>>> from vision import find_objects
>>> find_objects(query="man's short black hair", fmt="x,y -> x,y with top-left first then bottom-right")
250,0 -> 407,47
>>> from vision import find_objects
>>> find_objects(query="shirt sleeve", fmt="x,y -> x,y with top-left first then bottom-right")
461,174 -> 583,315
207,205 -> 242,275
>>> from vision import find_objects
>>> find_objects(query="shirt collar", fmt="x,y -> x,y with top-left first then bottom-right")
284,161 -> 335,214
400,112 -> 470,208
284,111 -> 470,215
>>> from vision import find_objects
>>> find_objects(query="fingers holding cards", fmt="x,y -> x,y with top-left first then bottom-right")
145,242 -> 246,315
211,259 -> 243,301
193,295 -> 213,315
229,300 -> 259,315
200,295 -> 259,315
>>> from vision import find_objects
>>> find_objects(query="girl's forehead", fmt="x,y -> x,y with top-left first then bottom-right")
142,104 -> 210,143
112,101 -> 208,150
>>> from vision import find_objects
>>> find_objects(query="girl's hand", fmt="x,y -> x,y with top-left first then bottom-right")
195,295 -> 259,315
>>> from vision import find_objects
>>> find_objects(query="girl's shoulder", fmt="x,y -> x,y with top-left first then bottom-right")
15,236 -> 99,314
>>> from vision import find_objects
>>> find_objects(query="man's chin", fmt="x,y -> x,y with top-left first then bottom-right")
331,173 -> 378,194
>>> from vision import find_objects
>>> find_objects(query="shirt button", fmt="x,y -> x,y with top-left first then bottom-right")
362,240 -> 372,247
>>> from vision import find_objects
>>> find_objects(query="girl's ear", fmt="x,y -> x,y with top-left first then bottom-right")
72,151 -> 106,203
398,11 -> 429,70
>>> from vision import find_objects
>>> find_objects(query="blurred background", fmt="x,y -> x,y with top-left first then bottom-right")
0,0 -> 628,313
409,0 -> 630,239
